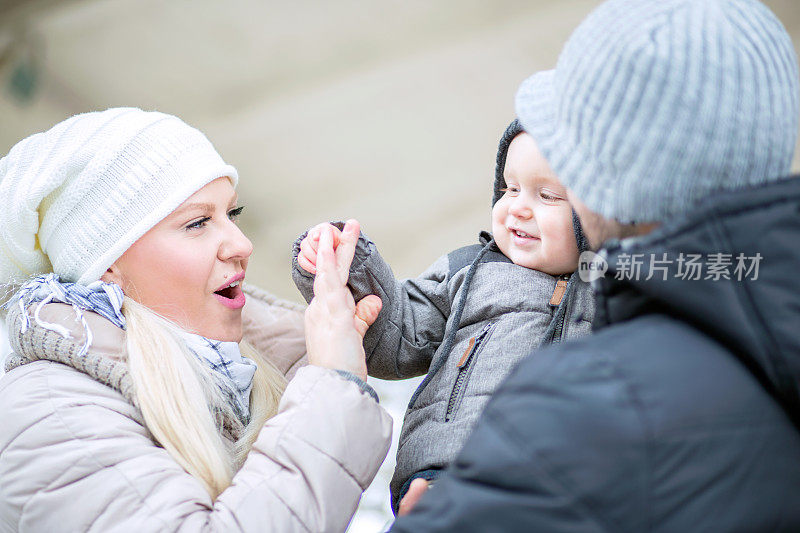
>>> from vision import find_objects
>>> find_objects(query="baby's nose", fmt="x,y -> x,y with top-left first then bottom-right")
509,200 -> 533,218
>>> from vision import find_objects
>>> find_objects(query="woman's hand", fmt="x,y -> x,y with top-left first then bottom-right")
304,220 -> 382,380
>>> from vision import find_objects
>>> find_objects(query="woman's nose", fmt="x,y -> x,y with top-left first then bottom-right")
220,222 -> 253,261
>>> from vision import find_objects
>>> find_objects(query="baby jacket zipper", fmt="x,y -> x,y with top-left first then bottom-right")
550,274 -> 571,344
445,322 -> 495,422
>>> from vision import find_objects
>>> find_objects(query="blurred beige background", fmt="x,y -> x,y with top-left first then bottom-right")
3,0 -> 797,303
2,1 -> 799,530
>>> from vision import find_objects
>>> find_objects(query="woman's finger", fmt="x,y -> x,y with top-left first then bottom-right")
314,225 -> 356,316
313,225 -> 340,298
335,219 -> 360,284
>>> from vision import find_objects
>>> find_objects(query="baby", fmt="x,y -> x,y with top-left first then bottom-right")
292,119 -> 595,511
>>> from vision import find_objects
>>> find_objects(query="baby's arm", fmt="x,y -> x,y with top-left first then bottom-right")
292,221 -> 451,380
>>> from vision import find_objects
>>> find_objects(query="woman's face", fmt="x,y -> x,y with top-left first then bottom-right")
103,177 -> 253,341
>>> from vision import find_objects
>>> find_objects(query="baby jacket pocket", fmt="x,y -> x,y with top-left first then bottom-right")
444,321 -> 496,422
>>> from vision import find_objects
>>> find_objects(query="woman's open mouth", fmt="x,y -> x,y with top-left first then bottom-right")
214,276 -> 246,309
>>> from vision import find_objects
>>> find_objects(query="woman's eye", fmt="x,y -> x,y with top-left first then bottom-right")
186,217 -> 210,230
184,206 -> 243,230
228,206 -> 245,221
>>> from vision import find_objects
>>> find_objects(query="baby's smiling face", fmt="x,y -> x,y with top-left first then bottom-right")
491,133 -> 579,276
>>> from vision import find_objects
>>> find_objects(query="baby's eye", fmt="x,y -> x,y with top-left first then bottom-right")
186,217 -> 210,230
501,186 -> 520,195
228,206 -> 245,221
540,190 -> 563,202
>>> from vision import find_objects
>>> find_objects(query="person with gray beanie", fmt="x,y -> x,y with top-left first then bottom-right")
386,0 -> 800,530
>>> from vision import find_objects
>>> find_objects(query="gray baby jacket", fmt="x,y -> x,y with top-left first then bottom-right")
292,230 -> 594,507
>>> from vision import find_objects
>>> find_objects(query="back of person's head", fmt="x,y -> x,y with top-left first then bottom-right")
0,108 -> 284,499
515,0 -> 799,223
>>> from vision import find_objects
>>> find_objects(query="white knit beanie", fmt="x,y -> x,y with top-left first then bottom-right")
0,107 -> 238,286
515,0 -> 799,223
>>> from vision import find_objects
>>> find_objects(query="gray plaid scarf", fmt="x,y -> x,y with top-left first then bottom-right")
6,274 -> 256,425
178,331 -> 256,425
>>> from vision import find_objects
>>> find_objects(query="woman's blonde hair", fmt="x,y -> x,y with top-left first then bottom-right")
122,296 -> 286,499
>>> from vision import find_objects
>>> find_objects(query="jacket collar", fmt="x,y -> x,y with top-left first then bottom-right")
593,176 -> 800,424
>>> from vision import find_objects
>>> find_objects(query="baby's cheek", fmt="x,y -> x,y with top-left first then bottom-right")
554,223 -> 580,265
561,241 -> 581,270
493,231 -> 511,259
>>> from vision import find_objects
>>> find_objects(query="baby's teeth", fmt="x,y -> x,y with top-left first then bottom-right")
229,281 -> 240,288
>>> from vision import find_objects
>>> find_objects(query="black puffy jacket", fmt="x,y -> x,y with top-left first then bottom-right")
392,177 -> 800,532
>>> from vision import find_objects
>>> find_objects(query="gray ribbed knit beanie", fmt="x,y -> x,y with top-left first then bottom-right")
515,0 -> 799,223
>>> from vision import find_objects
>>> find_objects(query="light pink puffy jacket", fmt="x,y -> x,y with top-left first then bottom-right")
0,286 -> 392,532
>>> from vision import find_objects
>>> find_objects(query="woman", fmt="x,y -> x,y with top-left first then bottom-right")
0,108 -> 391,531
